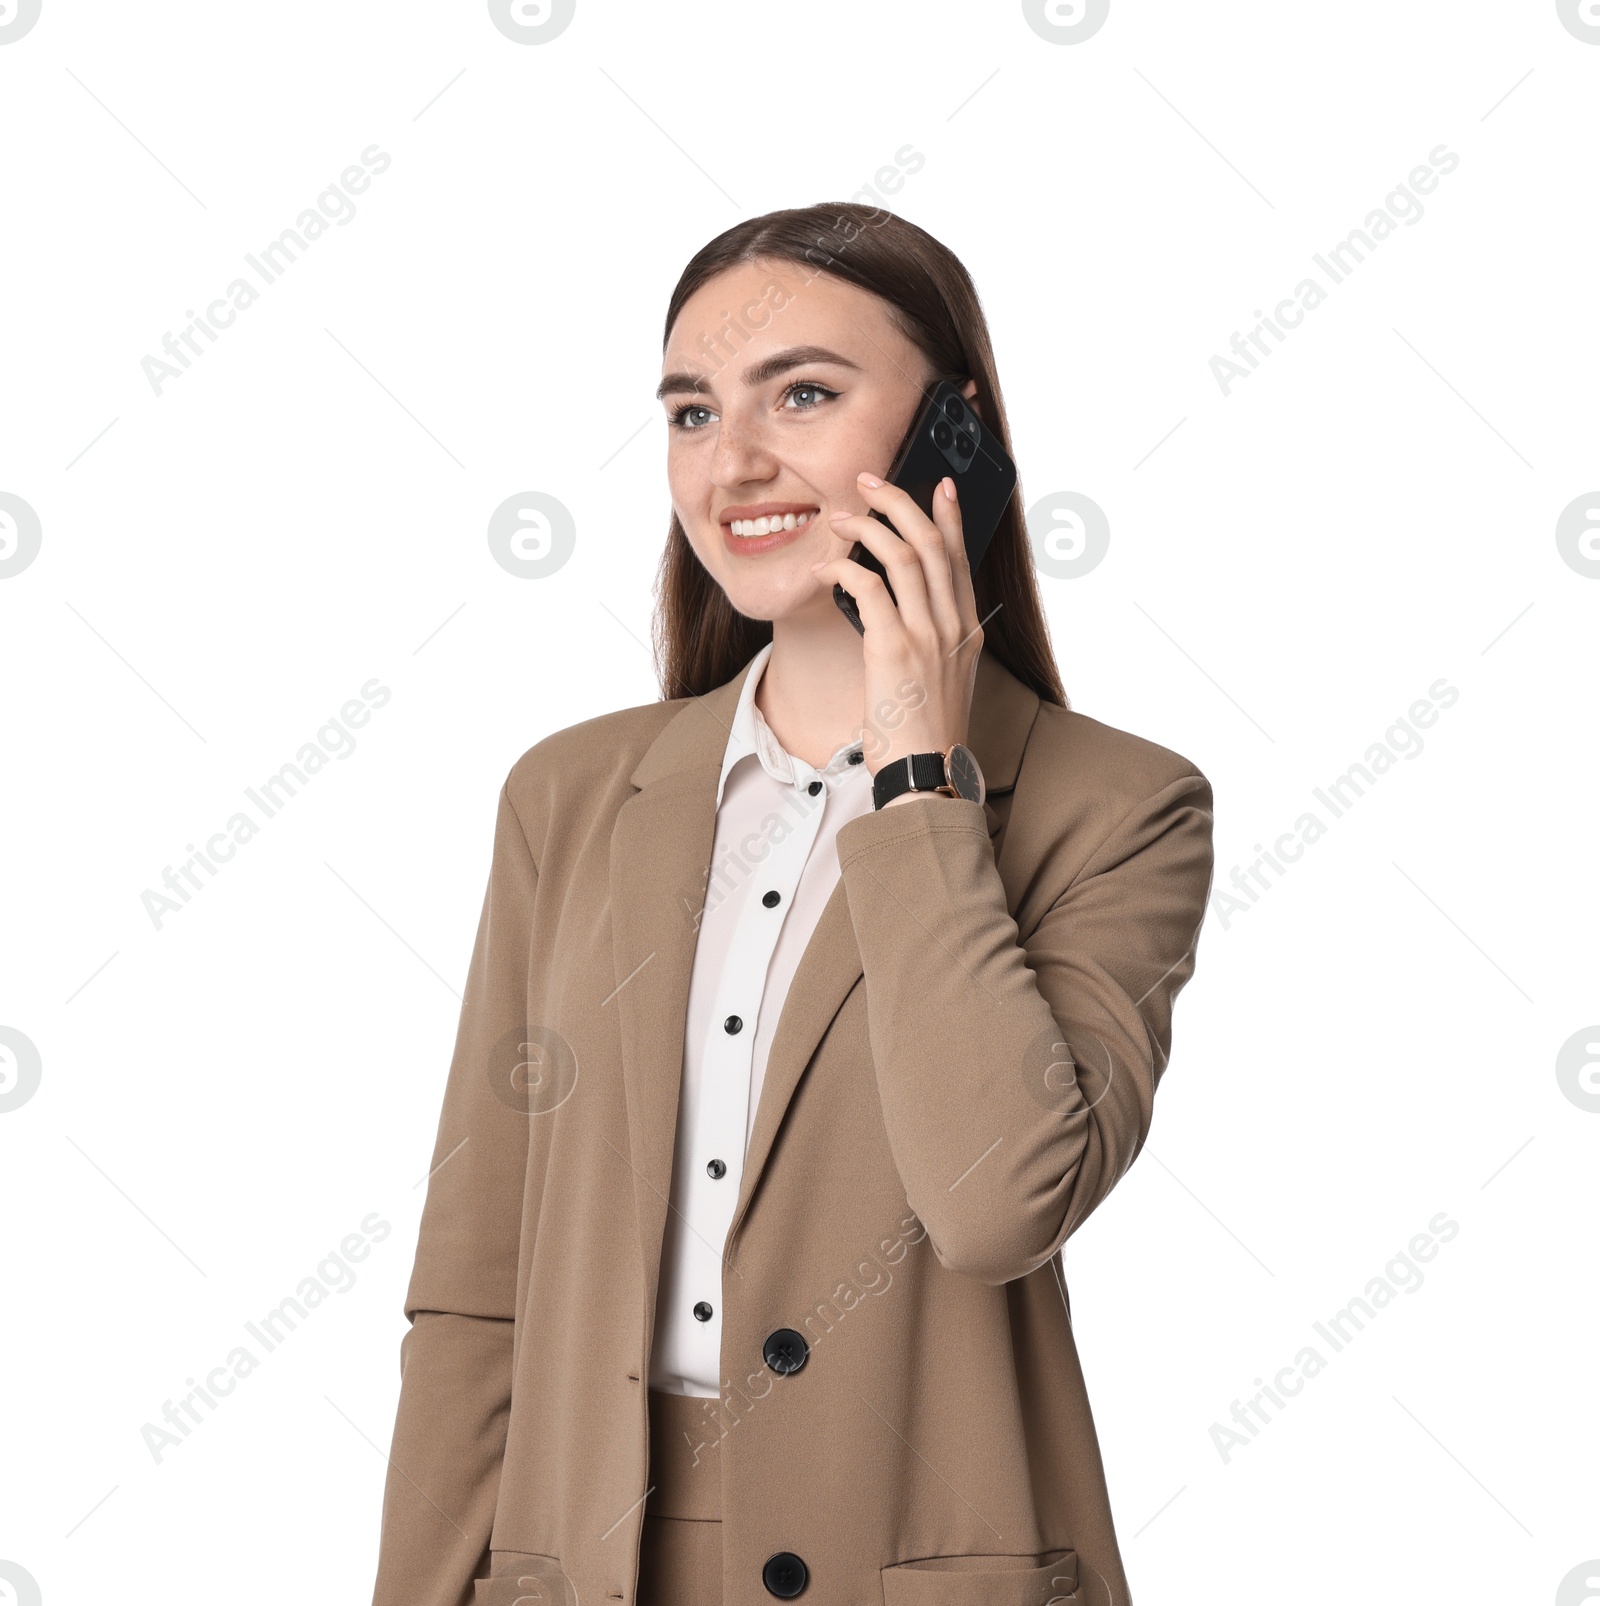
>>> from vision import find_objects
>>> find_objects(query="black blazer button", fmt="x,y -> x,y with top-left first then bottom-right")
762,1551 -> 808,1597
763,1328 -> 809,1375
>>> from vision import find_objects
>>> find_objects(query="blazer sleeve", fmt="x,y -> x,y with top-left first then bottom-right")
370,779 -> 538,1606
835,766 -> 1214,1286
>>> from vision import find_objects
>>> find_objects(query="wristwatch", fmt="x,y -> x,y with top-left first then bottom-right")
871,744 -> 986,810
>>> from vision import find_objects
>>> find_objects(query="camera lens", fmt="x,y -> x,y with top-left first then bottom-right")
955,434 -> 975,458
934,420 -> 955,449
944,396 -> 965,422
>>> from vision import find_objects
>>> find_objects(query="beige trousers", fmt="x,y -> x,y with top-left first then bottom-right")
638,1388 -> 723,1604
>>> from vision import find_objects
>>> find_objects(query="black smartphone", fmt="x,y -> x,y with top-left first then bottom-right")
832,378 -> 1017,635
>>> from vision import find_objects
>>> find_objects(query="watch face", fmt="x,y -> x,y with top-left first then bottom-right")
946,743 -> 985,805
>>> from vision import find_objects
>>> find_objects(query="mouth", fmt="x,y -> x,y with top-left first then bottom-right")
719,502 -> 822,539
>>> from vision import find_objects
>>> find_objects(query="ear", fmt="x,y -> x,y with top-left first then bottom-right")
959,378 -> 978,401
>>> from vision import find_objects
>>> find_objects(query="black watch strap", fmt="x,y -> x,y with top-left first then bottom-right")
872,752 -> 949,810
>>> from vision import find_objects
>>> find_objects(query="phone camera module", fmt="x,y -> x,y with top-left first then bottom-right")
954,434 -> 975,459
943,396 -> 965,423
934,420 -> 955,450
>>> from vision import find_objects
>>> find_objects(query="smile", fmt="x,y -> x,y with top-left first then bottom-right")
732,511 -> 815,537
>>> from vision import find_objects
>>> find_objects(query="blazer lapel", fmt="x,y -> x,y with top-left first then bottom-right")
610,647 -> 1042,1309
609,669 -> 744,1332
726,648 -> 1042,1248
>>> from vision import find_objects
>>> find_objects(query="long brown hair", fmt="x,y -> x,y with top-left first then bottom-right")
653,203 -> 1067,710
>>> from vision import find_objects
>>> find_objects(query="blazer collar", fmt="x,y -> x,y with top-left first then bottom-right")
611,647 -> 1041,1341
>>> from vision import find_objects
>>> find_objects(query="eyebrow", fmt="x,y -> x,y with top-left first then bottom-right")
656,344 -> 864,401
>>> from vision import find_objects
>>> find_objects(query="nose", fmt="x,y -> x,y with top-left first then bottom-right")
709,407 -> 779,489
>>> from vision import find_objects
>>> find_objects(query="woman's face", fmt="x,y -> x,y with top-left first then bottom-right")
660,257 -> 961,625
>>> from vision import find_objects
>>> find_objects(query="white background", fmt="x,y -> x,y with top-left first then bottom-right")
1,2 -> 1596,1602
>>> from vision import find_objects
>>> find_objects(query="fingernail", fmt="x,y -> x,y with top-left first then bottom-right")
942,477 -> 957,501
857,472 -> 882,488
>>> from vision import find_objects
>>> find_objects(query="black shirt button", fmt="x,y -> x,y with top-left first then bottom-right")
762,889 -> 781,908
693,1301 -> 713,1322
848,750 -> 863,765
706,1158 -> 726,1180
807,780 -> 822,796
763,1551 -> 808,1597
763,1328 -> 809,1376
724,1015 -> 743,1035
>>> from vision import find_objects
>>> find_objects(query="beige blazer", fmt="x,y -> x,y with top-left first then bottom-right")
370,646 -> 1215,1606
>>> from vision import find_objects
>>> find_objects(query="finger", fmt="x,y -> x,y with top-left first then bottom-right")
851,473 -> 956,627
858,474 -> 966,644
923,476 -> 973,644
829,509 -> 935,636
855,474 -> 938,542
810,552 -> 911,643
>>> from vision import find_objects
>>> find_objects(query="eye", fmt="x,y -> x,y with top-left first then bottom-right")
667,401 -> 716,431
782,381 -> 838,412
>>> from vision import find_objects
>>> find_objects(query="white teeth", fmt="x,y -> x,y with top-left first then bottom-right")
729,511 -> 815,537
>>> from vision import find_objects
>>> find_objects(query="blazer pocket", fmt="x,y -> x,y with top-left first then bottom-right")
880,1547 -> 1079,1606
472,1550 -> 575,1606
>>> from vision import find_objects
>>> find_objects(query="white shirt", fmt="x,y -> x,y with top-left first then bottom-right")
647,641 -> 876,1397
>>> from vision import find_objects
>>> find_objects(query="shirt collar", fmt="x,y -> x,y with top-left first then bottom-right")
716,641 -> 866,806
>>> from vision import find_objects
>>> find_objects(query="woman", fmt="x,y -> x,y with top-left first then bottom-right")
369,204 -> 1215,1606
